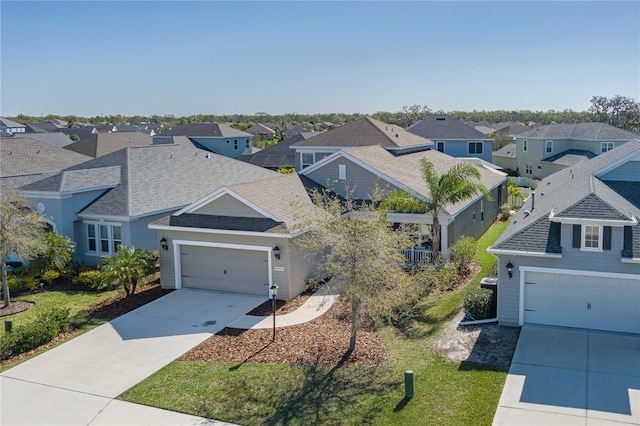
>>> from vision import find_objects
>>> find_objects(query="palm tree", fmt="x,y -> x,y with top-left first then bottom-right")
382,158 -> 490,260
30,232 -> 75,275
99,245 -> 152,297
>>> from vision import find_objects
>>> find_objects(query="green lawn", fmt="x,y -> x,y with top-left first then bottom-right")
123,221 -> 511,425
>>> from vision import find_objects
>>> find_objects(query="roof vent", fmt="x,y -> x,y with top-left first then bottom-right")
523,210 -> 530,217
396,133 -> 399,138
205,153 -> 211,158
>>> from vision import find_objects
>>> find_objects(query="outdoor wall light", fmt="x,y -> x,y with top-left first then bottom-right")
273,245 -> 281,260
160,236 -> 168,251
506,261 -> 514,279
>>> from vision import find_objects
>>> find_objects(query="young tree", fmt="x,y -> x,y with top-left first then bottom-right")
381,159 -> 490,259
99,245 -> 154,297
0,187 -> 46,307
295,188 -> 413,352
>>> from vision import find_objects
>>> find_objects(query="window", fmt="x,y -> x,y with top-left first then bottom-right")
468,142 -> 483,155
301,152 -> 315,169
523,140 -> 528,152
601,142 -> 614,153
338,164 -> 346,180
472,211 -> 476,222
481,199 -> 485,222
436,141 -> 445,153
545,140 -> 553,154
582,225 -> 602,251
234,139 -> 238,150
525,164 -> 532,174
246,139 -> 250,149
86,222 -> 121,256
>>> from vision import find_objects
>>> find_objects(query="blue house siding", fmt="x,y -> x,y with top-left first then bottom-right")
601,161 -> 640,181
440,140 -> 492,163
190,137 -> 252,158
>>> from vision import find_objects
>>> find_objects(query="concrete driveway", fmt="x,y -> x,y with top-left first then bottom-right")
493,325 -> 640,425
1,288 -> 264,425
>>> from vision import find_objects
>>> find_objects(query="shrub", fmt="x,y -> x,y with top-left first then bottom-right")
6,276 -> 38,293
411,266 -> 438,295
41,270 -> 61,283
464,288 -> 496,320
485,260 -> 498,278
74,270 -> 103,289
0,308 -> 71,359
500,203 -> 512,220
450,236 -> 477,274
304,278 -> 320,293
437,262 -> 459,291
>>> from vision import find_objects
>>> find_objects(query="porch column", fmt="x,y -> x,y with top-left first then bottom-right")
440,222 -> 449,259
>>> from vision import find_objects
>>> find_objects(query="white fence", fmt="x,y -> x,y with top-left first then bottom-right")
508,176 -> 539,189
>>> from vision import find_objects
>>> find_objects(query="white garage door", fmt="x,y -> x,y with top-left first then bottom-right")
524,271 -> 640,334
180,245 -> 269,295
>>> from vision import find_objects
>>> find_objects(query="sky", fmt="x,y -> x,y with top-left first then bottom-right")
1,1 -> 639,117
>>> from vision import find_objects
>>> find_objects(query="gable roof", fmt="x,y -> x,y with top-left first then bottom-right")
64,132 -> 153,158
1,137 -> 91,187
291,117 -> 433,150
22,144 -> 279,218
17,132 -> 74,148
0,117 -> 25,128
302,145 -> 506,216
245,123 -> 276,135
26,122 -> 61,133
54,128 -> 96,140
543,149 -> 596,166
493,143 -> 516,158
407,114 -> 492,140
158,123 -> 251,138
492,139 -> 640,257
517,122 -> 638,141
237,132 -> 316,169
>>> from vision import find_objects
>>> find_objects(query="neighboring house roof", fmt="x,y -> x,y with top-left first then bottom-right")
245,123 -> 276,135
493,143 -> 516,158
158,123 -> 251,138
22,144 -> 279,218
1,137 -> 91,187
54,128 -> 96,140
64,132 -> 153,157
26,122 -> 61,133
17,133 -> 74,148
496,124 -> 531,136
473,125 -> 497,135
285,124 -> 312,137
492,139 -> 640,258
0,117 -> 25,128
543,149 -> 596,166
407,114 -> 492,140
237,132 -> 316,169
302,145 -> 506,216
517,122 -> 638,141
291,117 -> 433,150
91,125 -> 116,133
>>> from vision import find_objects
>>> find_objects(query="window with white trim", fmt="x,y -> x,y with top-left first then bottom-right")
523,139 -> 528,152
338,164 -> 346,180
601,142 -> 614,152
86,222 -> 121,256
246,139 -> 250,149
545,140 -> 553,154
468,141 -> 483,155
234,139 -> 238,150
436,141 -> 445,152
525,164 -> 532,174
301,152 -> 315,169
582,225 -> 602,251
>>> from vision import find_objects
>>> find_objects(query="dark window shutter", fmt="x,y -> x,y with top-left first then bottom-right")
603,226 -> 612,250
572,224 -> 581,248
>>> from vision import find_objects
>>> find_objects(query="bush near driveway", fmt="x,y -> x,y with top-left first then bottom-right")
1,308 -> 70,359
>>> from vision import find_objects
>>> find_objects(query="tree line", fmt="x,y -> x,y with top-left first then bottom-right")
9,95 -> 640,132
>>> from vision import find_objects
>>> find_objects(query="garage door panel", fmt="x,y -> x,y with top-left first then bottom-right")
524,271 -> 640,334
180,245 -> 269,295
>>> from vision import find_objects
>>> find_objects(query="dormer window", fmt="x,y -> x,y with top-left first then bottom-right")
301,152 -> 315,169
583,225 -> 601,250
601,142 -> 614,153
545,140 -> 553,154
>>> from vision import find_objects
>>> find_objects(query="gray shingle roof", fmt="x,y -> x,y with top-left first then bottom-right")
26,122 -> 60,133
0,117 -> 25,128
518,122 -> 638,140
543,149 -> 596,166
493,143 -> 516,158
17,133 -> 73,148
158,123 -> 251,138
291,117 -> 433,149
54,128 -> 95,141
407,114 -> 492,140
170,214 -> 285,233
245,123 -> 276,135
1,137 -> 91,181
492,139 -> 640,256
23,144 -> 279,218
237,132 -> 316,169
64,132 -> 153,157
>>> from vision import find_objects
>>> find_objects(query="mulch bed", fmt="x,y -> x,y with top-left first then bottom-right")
246,287 -> 315,316
0,301 -> 34,317
180,299 -> 388,367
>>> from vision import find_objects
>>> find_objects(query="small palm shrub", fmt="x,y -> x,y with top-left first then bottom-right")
74,270 -> 104,289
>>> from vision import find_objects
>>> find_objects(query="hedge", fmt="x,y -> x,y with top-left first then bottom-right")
1,308 -> 71,360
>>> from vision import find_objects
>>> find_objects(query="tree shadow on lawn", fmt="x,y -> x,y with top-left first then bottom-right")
217,349 -> 399,426
391,302 -> 461,340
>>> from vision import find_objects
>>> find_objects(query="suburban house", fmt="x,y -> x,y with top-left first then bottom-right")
1,137 -> 91,189
290,116 -> 434,171
9,132 -> 74,148
153,123 -> 253,159
54,127 -> 98,141
492,122 -> 638,180
149,173 -> 322,300
488,139 -> 640,334
245,123 -> 276,140
25,122 -> 64,133
237,131 -> 316,170
63,132 -> 154,158
0,117 -> 26,135
18,144 -> 278,264
406,114 -> 494,163
114,124 -> 156,136
300,145 -> 507,259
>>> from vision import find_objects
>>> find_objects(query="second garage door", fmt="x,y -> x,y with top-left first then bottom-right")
523,271 -> 640,334
180,245 -> 269,295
